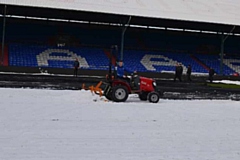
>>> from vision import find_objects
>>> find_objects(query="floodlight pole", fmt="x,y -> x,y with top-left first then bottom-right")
1,5 -> 7,66
220,26 -> 235,75
120,16 -> 131,61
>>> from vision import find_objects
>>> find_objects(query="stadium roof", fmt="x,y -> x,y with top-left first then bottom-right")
1,0 -> 240,33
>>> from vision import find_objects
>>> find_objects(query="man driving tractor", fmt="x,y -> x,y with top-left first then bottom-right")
115,60 -> 139,90
103,46 -> 161,103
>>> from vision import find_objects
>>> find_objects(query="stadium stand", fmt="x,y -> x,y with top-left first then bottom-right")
9,44 -> 108,70
194,54 -> 236,75
3,21 -> 240,75
8,42 -> 239,75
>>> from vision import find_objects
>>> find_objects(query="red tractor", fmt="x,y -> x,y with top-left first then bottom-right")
103,46 -> 162,103
104,74 -> 161,103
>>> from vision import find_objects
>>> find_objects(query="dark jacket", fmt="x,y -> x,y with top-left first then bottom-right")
209,68 -> 215,76
74,60 -> 80,68
179,65 -> 183,75
176,66 -> 183,76
187,66 -> 192,75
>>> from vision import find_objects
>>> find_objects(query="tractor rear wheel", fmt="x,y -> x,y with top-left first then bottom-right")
112,85 -> 129,102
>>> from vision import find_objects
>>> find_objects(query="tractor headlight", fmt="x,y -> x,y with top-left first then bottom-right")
153,81 -> 156,87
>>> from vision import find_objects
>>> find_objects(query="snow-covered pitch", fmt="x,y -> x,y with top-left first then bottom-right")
1,88 -> 240,160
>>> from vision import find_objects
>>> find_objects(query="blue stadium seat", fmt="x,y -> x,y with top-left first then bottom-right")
8,44 -> 240,75
9,44 -> 109,70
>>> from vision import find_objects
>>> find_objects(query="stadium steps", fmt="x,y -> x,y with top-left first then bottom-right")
190,55 -> 209,71
0,45 -> 9,66
103,49 -> 116,66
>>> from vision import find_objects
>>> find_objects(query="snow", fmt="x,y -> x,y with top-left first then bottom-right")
214,80 -> 240,86
1,88 -> 240,160
2,0 -> 240,26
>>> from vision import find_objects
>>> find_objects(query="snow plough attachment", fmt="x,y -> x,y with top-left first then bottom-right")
82,81 -> 103,97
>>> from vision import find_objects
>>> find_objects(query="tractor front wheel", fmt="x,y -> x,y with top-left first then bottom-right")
148,91 -> 160,103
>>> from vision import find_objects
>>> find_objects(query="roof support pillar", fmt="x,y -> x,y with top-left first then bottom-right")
220,26 -> 235,75
120,16 -> 131,61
